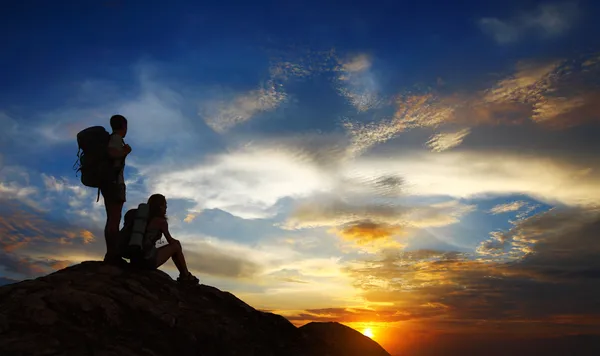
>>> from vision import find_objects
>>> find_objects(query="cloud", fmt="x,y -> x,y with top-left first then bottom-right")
183,241 -> 262,279
341,54 -> 599,156
199,80 -> 287,133
116,82 -> 193,146
0,165 -> 41,210
287,305 -> 449,323
335,54 -> 381,112
334,220 -> 404,243
341,54 -> 372,73
269,61 -> 312,81
38,174 -> 110,226
183,213 -> 197,223
284,199 -> 407,230
0,181 -> 37,201
345,204 -> 600,327
489,201 -> 527,214
477,206 -> 600,257
0,248 -> 75,277
342,206 -> 600,333
0,202 -> 89,279
0,201 -> 99,253
479,2 -> 580,44
283,198 -> 474,252
351,150 -> 600,207
142,143 -> 335,219
483,61 -> 562,105
175,232 -> 349,284
343,93 -> 455,155
426,128 -> 471,152
24,62 -> 221,158
532,92 -> 600,126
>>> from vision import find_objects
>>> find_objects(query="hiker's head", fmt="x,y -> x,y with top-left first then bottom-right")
110,114 -> 128,137
148,193 -> 167,219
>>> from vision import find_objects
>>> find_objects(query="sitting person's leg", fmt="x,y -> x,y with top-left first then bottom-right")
155,240 -> 198,283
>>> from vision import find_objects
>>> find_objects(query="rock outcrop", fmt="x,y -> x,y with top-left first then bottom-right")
0,261 -> 390,356
0,277 -> 17,286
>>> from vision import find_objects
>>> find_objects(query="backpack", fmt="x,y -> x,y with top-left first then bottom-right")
72,126 -> 117,201
118,203 -> 151,262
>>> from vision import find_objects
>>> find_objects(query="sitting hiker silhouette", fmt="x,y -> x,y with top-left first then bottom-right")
120,194 -> 199,284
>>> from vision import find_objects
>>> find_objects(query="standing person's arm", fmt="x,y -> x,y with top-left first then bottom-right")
107,135 -> 131,159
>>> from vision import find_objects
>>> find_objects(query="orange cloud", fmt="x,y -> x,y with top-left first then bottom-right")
184,213 -> 197,223
79,230 -> 95,244
334,220 -> 404,243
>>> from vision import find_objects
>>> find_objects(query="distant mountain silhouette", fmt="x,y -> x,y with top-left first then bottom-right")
301,321 -> 390,356
0,261 -> 390,356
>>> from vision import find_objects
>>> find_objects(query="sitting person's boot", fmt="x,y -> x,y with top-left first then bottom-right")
177,271 -> 199,285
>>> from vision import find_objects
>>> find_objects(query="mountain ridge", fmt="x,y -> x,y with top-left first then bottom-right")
0,261 -> 390,356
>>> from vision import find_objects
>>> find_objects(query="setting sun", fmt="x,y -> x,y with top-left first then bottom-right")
363,327 -> 374,338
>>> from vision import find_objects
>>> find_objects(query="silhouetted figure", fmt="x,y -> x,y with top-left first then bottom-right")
126,194 -> 199,284
74,114 -> 131,265
102,114 -> 131,264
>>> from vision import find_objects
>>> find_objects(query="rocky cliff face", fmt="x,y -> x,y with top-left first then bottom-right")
0,261 -> 390,356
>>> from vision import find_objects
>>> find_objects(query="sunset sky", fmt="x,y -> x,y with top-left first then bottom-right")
2,0 -> 600,354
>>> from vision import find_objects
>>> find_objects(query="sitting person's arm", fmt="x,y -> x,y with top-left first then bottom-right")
159,218 -> 179,245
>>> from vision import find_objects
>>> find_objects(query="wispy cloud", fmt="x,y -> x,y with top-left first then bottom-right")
479,2 -> 580,44
483,61 -> 562,105
341,54 -> 372,73
489,201 -> 527,214
343,93 -> 455,155
342,54 -> 600,156
335,54 -> 381,112
426,128 -> 471,152
0,164 -> 40,209
31,64 -> 198,152
199,79 -> 287,133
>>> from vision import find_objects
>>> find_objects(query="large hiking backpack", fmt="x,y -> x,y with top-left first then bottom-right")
118,203 -> 151,261
72,126 -> 116,201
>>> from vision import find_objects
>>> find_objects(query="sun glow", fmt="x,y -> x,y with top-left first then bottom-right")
363,327 -> 374,338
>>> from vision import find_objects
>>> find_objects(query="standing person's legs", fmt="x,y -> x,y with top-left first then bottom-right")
101,183 -> 126,262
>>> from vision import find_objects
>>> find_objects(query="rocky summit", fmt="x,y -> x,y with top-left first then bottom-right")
0,261 -> 390,356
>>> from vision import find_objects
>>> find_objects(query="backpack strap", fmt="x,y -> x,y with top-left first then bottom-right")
72,147 -> 82,176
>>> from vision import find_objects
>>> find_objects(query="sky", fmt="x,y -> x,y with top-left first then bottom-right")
2,0 -> 600,354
